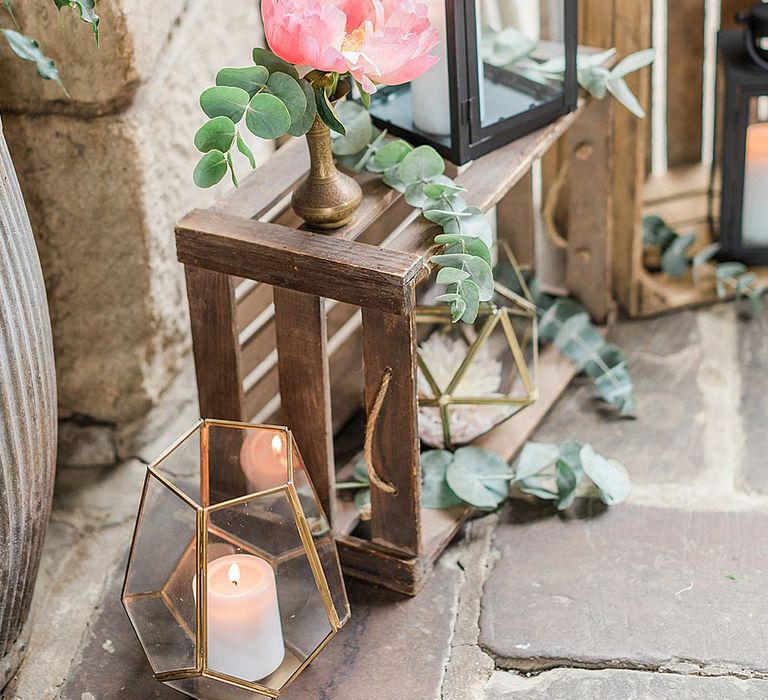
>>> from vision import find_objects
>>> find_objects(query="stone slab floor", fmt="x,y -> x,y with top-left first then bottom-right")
4,303 -> 768,700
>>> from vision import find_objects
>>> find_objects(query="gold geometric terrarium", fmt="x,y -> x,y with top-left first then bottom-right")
416,280 -> 539,451
122,419 -> 350,699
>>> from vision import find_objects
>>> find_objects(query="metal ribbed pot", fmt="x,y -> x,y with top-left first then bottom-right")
0,116 -> 57,689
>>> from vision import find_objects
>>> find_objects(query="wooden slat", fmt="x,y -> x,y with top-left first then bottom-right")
644,163 -> 710,205
666,0 -> 706,167
177,209 -> 422,315
185,266 -> 245,421
362,305 -> 420,557
497,169 -> 535,267
273,289 -> 336,523
236,283 -> 272,333
564,96 -> 614,324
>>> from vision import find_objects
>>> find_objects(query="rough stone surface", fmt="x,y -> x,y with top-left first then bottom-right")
58,418 -> 117,468
484,668 -> 768,699
1,0 -> 272,452
56,559 -> 461,700
480,500 -> 768,673
736,309 -> 768,494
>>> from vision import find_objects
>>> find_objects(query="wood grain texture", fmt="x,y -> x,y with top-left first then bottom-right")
362,305 -> 421,557
0,121 -> 57,686
273,289 -> 336,523
185,266 -> 245,422
176,209 -> 422,315
666,0 -> 706,167
564,96 -> 615,324
497,169 -> 535,267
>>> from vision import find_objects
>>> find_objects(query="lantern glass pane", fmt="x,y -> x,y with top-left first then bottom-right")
741,95 -> 768,248
290,443 -> 351,626
204,489 -> 333,692
165,676 -> 260,700
478,0 -> 565,129
151,423 -> 202,505
123,473 -> 198,674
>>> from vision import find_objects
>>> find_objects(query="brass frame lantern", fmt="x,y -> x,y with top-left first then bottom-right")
122,419 -> 350,699
416,265 -> 539,450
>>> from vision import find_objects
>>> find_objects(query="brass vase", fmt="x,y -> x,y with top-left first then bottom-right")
292,96 -> 362,231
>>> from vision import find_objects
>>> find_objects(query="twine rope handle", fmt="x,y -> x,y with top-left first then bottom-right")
364,367 -> 397,495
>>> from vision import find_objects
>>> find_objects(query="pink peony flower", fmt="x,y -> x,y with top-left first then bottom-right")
262,0 -> 440,93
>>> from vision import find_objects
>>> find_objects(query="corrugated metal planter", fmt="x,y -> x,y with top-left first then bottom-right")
0,116 -> 57,688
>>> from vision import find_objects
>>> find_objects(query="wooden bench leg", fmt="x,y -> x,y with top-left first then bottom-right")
273,288 -> 336,524
497,169 -> 535,268
185,266 -> 245,421
564,96 -> 615,324
361,305 -> 421,557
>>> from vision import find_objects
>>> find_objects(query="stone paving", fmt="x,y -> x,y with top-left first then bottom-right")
4,303 -> 768,699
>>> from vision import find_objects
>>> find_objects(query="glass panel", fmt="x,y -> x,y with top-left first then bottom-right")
204,490 -> 333,692
152,423 -> 202,505
290,442 -> 351,626
123,473 -> 197,674
166,675 -> 267,700
207,423 -> 289,505
479,0 -> 565,128
742,95 -> 768,247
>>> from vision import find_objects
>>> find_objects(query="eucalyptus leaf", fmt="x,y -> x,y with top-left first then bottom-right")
430,254 -> 494,300
382,166 -> 407,192
405,182 -> 429,208
226,151 -> 239,188
287,80 -> 318,137
216,66 -> 269,96
553,314 -> 604,370
446,447 -> 513,510
605,73 -> 645,118
459,279 -> 481,324
398,145 -> 445,184
315,87 -> 346,135
200,86 -> 251,122
54,0 -> 99,42
444,206 -> 493,246
537,298 -> 585,342
421,450 -> 463,509
252,47 -> 300,79
580,444 -> 632,505
444,236 -> 493,268
236,133 -> 256,169
370,139 -> 412,172
1,30 -> 65,93
424,179 -> 467,199
331,101 -> 373,155
354,488 -> 371,517
266,72 -> 307,122
245,92 -> 292,139
515,442 -> 559,480
661,232 -> 695,277
436,267 -> 471,285
594,362 -> 637,417
193,150 -> 228,188
194,116 -> 236,153
451,297 -> 466,323
692,242 -> 721,283
582,342 -> 627,379
516,477 -> 558,500
555,459 -> 578,511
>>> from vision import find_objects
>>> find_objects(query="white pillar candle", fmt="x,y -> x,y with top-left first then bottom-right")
412,0 -> 450,136
240,431 -> 288,492
200,554 -> 285,681
743,122 -> 768,247
412,1 -> 486,137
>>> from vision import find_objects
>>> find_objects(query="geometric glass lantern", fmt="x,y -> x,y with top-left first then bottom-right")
713,5 -> 768,265
416,271 -> 538,450
122,419 -> 350,699
368,0 -> 578,165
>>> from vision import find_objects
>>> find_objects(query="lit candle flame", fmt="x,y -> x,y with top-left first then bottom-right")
271,434 -> 282,456
228,562 -> 240,587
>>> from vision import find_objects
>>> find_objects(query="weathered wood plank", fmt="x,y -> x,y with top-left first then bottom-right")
177,209 -> 421,315
274,289 -> 336,523
185,266 -> 245,421
666,0 -> 706,167
497,169 -> 535,267
361,305 -> 421,557
564,96 -> 614,323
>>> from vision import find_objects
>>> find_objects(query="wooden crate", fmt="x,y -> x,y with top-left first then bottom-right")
176,88 -> 614,595
582,0 -> 768,317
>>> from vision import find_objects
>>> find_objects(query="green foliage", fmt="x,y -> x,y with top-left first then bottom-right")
194,48 -> 333,187
483,29 -> 654,119
329,102 -> 494,323
52,0 -> 99,43
0,29 -> 67,95
643,215 -> 767,316
515,441 -> 631,509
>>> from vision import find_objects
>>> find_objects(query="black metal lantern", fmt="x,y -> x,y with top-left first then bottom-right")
368,0 -> 578,165
712,4 -> 768,265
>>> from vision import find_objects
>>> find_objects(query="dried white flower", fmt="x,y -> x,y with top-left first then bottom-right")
417,332 -> 515,448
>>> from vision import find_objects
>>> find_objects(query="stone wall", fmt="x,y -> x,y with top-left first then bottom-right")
0,0 -> 273,463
